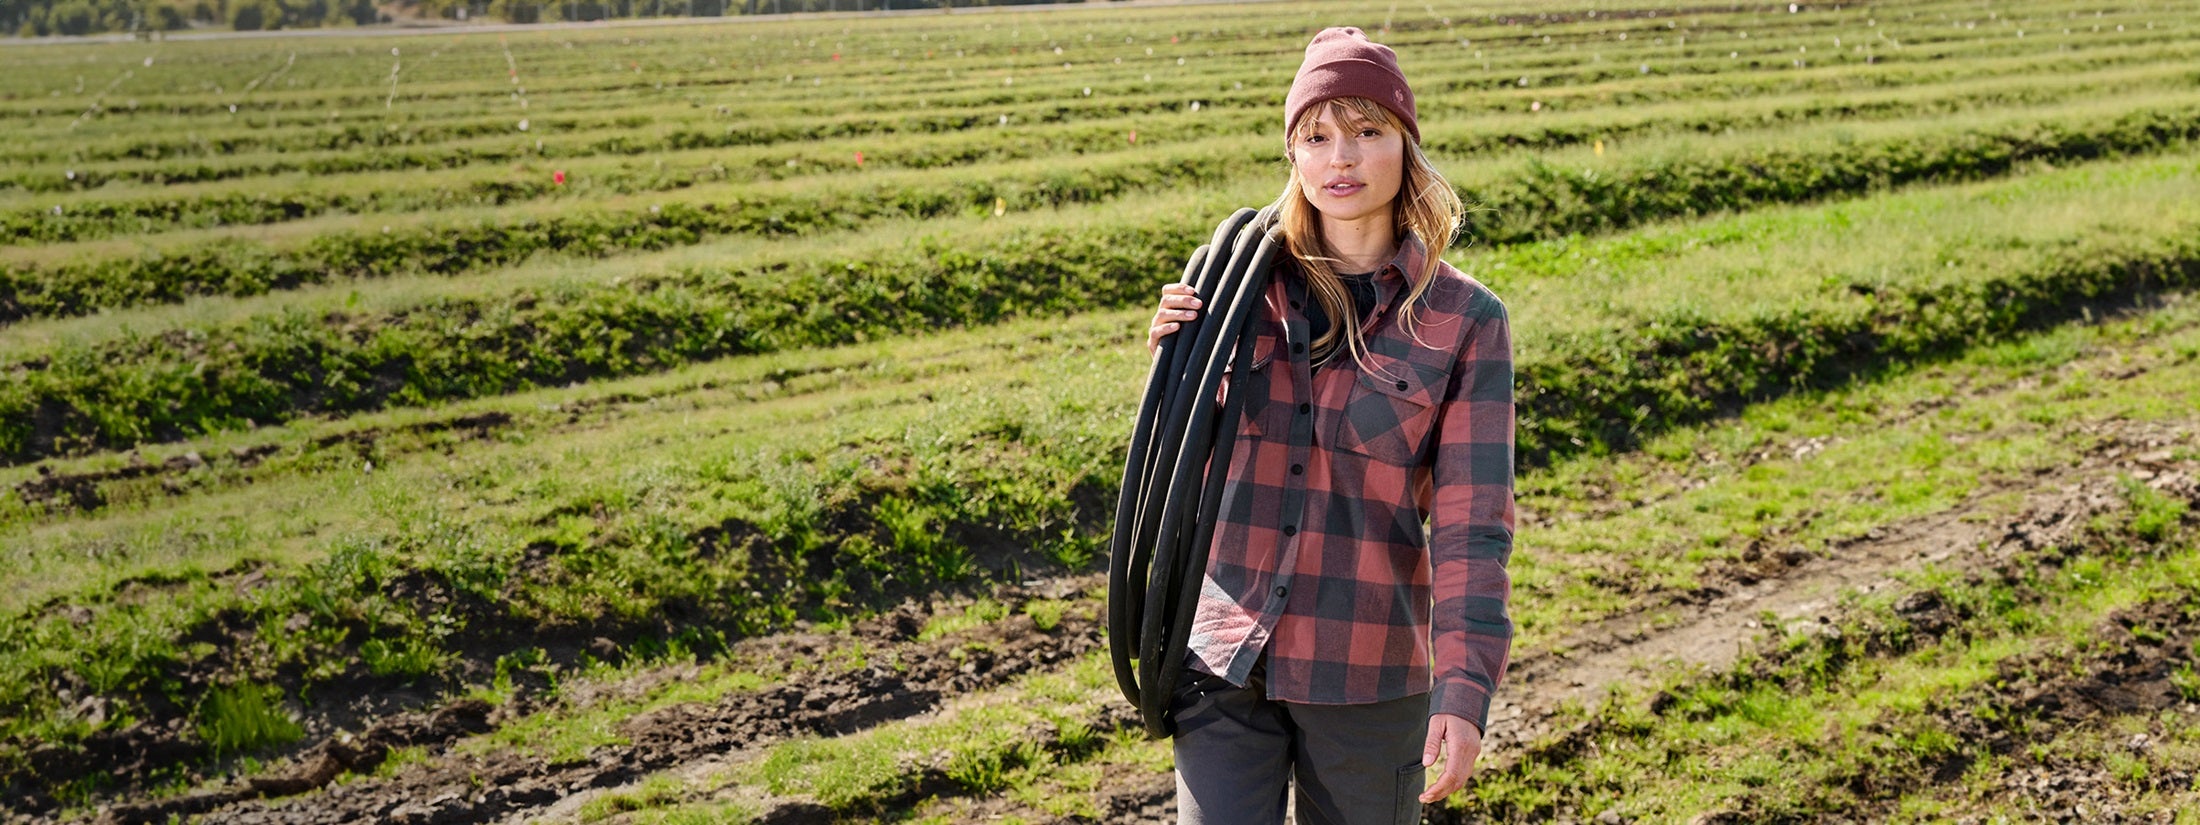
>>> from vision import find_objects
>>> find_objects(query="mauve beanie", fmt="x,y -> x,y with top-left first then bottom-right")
1284,26 -> 1419,144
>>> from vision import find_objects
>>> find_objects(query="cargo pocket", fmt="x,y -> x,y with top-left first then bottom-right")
1331,353 -> 1439,466
1167,672 -> 1238,739
1393,760 -> 1427,824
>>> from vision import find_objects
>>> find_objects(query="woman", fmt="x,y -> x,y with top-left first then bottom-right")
1145,27 -> 1516,825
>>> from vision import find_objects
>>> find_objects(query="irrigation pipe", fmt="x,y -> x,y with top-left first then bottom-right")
1108,205 -> 1282,738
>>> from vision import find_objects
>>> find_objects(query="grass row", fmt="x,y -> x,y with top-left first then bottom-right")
11,54 -> 2197,245
12,19 -> 2180,169
12,79 -> 2192,322
1,0 -> 2185,190
3,124 -> 2199,467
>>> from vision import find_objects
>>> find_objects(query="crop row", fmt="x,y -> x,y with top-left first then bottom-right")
0,143 -> 2190,467
13,56 -> 2196,244
0,0 -> 2035,124
4,18 -> 2182,181
4,14 -> 2186,180
4,92 -> 2194,338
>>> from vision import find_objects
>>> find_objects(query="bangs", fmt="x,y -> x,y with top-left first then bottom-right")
1290,96 -> 1403,142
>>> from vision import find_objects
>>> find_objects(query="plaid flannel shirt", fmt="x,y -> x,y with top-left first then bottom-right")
1188,235 -> 1516,731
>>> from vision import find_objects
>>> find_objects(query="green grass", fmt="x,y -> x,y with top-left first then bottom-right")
546,290 -> 2200,823
1461,475 -> 2200,823
4,198 -> 2198,798
195,683 -> 303,758
746,651 -> 1121,813
4,0 -> 2200,815
0,0 -> 2191,466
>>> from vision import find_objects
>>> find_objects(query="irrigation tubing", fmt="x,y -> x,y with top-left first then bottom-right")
1108,205 -> 1282,738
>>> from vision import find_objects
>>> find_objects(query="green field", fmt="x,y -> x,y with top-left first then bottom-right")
3,1 -> 2198,822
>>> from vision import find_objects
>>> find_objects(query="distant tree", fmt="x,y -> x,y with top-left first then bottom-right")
48,0 -> 91,33
489,0 -> 537,22
152,0 -> 188,27
230,0 -> 270,28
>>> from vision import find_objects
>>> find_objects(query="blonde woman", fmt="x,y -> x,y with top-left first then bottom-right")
1146,27 -> 1517,825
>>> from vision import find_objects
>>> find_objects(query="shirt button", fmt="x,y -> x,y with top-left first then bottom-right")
1289,300 -> 1302,310
1290,464 -> 1303,475
1298,402 -> 1311,414
1282,525 -> 1298,537
1273,586 -> 1288,598
1292,342 -> 1306,354
1395,380 -> 1409,391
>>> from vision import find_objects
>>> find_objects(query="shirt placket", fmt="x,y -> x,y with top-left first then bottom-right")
1231,273 -> 1318,684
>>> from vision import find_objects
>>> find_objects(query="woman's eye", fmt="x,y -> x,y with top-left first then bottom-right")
1359,128 -> 1382,138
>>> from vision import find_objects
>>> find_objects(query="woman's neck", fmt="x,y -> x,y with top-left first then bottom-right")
1321,211 -> 1399,274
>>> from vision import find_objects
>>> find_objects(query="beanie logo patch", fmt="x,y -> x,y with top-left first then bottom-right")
1394,89 -> 1406,106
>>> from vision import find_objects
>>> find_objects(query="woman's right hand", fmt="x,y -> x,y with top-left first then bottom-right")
1147,283 -> 1203,356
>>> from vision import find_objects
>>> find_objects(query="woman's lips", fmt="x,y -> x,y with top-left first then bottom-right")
1323,181 -> 1365,197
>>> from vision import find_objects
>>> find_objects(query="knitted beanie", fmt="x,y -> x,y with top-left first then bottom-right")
1284,27 -> 1419,144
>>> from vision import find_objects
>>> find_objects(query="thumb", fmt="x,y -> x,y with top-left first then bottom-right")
1421,717 -> 1445,767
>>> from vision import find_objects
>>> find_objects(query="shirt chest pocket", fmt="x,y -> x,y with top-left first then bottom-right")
1331,352 -> 1444,466
1218,334 -> 1276,436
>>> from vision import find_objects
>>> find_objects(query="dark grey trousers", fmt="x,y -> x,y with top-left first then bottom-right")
1169,660 -> 1429,825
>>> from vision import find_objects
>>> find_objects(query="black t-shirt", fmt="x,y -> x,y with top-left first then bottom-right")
1305,271 -> 1381,363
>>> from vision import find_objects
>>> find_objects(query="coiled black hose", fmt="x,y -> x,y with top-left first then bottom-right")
1109,206 -> 1282,738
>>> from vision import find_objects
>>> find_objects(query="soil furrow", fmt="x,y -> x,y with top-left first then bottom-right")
88,590 -> 1106,825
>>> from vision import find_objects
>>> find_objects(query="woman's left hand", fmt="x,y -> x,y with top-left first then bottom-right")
1418,713 -> 1483,803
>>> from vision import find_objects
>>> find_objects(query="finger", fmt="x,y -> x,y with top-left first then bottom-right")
1162,296 -> 1203,310
1421,721 -> 1445,766
1419,758 -> 1465,804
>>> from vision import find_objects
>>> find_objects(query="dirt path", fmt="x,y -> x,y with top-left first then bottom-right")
88,581 -> 1108,825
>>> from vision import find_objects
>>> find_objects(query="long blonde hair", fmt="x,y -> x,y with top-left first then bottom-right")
1274,96 -> 1464,369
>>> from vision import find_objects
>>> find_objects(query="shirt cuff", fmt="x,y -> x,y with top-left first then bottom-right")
1428,677 -> 1492,733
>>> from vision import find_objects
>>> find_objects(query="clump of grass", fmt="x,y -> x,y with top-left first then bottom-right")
579,774 -> 688,822
360,636 -> 447,679
195,683 -> 302,758
918,598 -> 1011,643
1022,599 -> 1070,632
2120,476 -> 2191,543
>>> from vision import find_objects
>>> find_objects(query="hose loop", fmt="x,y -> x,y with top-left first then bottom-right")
1108,206 -> 1282,738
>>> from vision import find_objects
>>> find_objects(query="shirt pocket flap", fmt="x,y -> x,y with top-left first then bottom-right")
1219,333 -> 1277,375
1354,357 -> 1437,406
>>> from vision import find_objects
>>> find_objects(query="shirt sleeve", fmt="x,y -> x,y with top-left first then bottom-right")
1422,291 -> 1517,731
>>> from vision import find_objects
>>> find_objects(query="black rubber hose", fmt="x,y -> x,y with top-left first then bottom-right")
1135,211 -> 1275,728
1109,208 -> 1251,706
1107,242 -> 1211,706
1109,206 -> 1281,737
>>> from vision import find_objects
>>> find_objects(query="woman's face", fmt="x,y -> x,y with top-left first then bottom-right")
1291,103 -> 1405,228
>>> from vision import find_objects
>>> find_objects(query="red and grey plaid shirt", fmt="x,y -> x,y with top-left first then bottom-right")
1190,234 -> 1516,731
